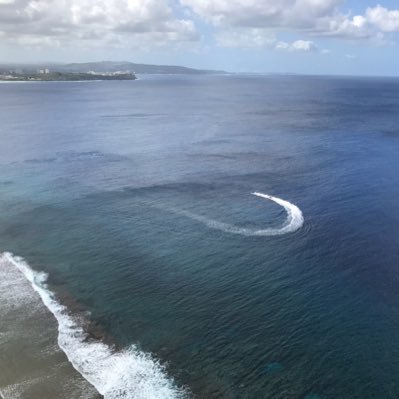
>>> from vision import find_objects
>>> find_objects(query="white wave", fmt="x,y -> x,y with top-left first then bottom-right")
1,252 -> 186,399
170,192 -> 303,236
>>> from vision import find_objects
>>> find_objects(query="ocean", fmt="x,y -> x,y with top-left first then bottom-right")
0,75 -> 399,398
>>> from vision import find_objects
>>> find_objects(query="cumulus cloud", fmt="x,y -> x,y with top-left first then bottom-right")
276,40 -> 319,52
0,0 -> 199,48
215,29 -> 322,53
180,0 -> 339,30
180,0 -> 399,43
2,0 -> 399,53
365,5 -> 399,32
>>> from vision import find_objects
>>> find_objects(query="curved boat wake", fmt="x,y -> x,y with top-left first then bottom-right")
172,192 -> 304,236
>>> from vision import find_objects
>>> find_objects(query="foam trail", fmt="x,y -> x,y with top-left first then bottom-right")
2,252 -> 186,399
171,192 -> 303,236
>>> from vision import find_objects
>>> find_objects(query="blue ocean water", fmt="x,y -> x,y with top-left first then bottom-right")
1,75 -> 399,398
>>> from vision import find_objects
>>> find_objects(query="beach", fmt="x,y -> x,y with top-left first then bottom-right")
0,253 -> 99,399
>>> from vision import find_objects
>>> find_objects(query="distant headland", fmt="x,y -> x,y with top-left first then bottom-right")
0,61 -> 226,81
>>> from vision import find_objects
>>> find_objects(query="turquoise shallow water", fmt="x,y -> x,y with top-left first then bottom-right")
1,75 -> 399,398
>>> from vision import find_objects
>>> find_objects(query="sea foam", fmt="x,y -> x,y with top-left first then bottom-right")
1,252 -> 186,399
168,192 -> 304,236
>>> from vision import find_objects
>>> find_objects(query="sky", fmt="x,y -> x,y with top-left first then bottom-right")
1,0 -> 399,75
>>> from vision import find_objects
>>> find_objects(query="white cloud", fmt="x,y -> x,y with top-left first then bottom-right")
180,0 -> 399,43
276,40 -> 319,52
365,5 -> 399,32
290,40 -> 318,52
215,28 -> 322,54
180,0 -> 339,30
0,0 -> 199,48
214,26 -> 326,55
2,0 -> 399,53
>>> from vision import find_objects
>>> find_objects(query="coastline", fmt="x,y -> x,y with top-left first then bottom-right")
0,72 -> 136,82
0,252 -> 186,399
0,253 -> 100,399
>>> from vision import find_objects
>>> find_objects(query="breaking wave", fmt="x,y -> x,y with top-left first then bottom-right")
171,192 -> 303,236
1,252 -> 186,399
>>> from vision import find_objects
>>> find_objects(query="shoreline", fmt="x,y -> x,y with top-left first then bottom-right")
1,252 -> 186,399
0,253 -> 100,399
0,79 -> 137,84
0,72 -> 136,82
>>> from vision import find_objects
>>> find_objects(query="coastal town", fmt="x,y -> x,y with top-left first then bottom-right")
0,67 -> 136,81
